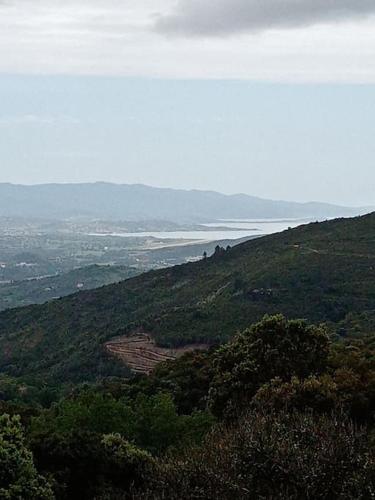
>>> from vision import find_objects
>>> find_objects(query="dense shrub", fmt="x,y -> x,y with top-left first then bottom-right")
0,414 -> 53,499
208,315 -> 330,417
1,315 -> 374,498
253,375 -> 338,414
254,370 -> 375,424
140,410 -> 375,499
31,429 -> 153,499
30,390 -> 214,456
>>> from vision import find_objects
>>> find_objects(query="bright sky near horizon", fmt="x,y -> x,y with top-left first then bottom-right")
0,0 -> 374,206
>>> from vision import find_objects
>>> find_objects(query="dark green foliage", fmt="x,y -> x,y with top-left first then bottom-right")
122,349 -> 214,414
329,338 -> 375,421
0,414 -> 53,499
141,410 -> 375,500
31,429 -> 153,499
100,433 -> 154,496
208,315 -> 330,417
30,390 -> 214,456
121,393 -> 214,455
0,213 -> 373,384
1,313 -> 375,498
28,389 -> 214,497
254,375 -> 338,414
254,338 -> 375,423
0,374 -> 61,408
30,391 -> 133,437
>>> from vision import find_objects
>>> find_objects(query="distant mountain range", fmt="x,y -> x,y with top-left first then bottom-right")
0,183 -> 371,222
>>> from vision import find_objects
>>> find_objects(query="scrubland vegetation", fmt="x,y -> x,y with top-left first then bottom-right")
0,314 -> 375,498
0,213 -> 374,497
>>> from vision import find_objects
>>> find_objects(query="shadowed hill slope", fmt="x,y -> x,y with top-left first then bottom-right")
0,265 -> 140,312
0,213 -> 374,384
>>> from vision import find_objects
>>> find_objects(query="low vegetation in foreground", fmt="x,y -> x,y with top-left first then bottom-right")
1,315 -> 375,498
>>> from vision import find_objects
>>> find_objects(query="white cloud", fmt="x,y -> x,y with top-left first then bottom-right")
0,0 -> 375,82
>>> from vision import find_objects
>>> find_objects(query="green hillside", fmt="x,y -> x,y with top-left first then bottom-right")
0,213 -> 374,384
0,265 -> 141,312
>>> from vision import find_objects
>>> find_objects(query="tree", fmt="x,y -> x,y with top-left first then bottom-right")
253,375 -> 338,415
99,433 -> 154,496
208,315 -> 330,417
213,245 -> 225,256
129,393 -> 214,455
253,366 -> 375,424
0,414 -> 53,499
31,429 -> 153,499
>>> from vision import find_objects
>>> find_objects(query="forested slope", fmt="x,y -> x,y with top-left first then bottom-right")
0,213 -> 373,383
0,265 -> 140,311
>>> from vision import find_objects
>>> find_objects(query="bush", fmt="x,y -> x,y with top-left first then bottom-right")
141,410 -> 375,499
30,389 -> 214,457
31,429 -> 154,499
253,375 -> 339,414
208,315 -> 330,417
0,414 -> 53,499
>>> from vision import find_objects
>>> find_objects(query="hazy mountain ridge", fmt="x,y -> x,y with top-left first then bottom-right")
0,183 -> 369,222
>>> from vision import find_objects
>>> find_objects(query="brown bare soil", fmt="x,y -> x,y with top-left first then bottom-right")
105,333 -> 208,375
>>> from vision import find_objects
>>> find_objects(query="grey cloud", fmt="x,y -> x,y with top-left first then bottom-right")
155,0 -> 375,36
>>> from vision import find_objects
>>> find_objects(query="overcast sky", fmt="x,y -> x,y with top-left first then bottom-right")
0,0 -> 374,206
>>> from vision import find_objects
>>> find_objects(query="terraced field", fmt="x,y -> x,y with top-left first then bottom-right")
105,333 -> 208,374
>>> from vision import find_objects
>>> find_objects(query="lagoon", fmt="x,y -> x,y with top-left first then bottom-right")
91,218 -> 316,242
